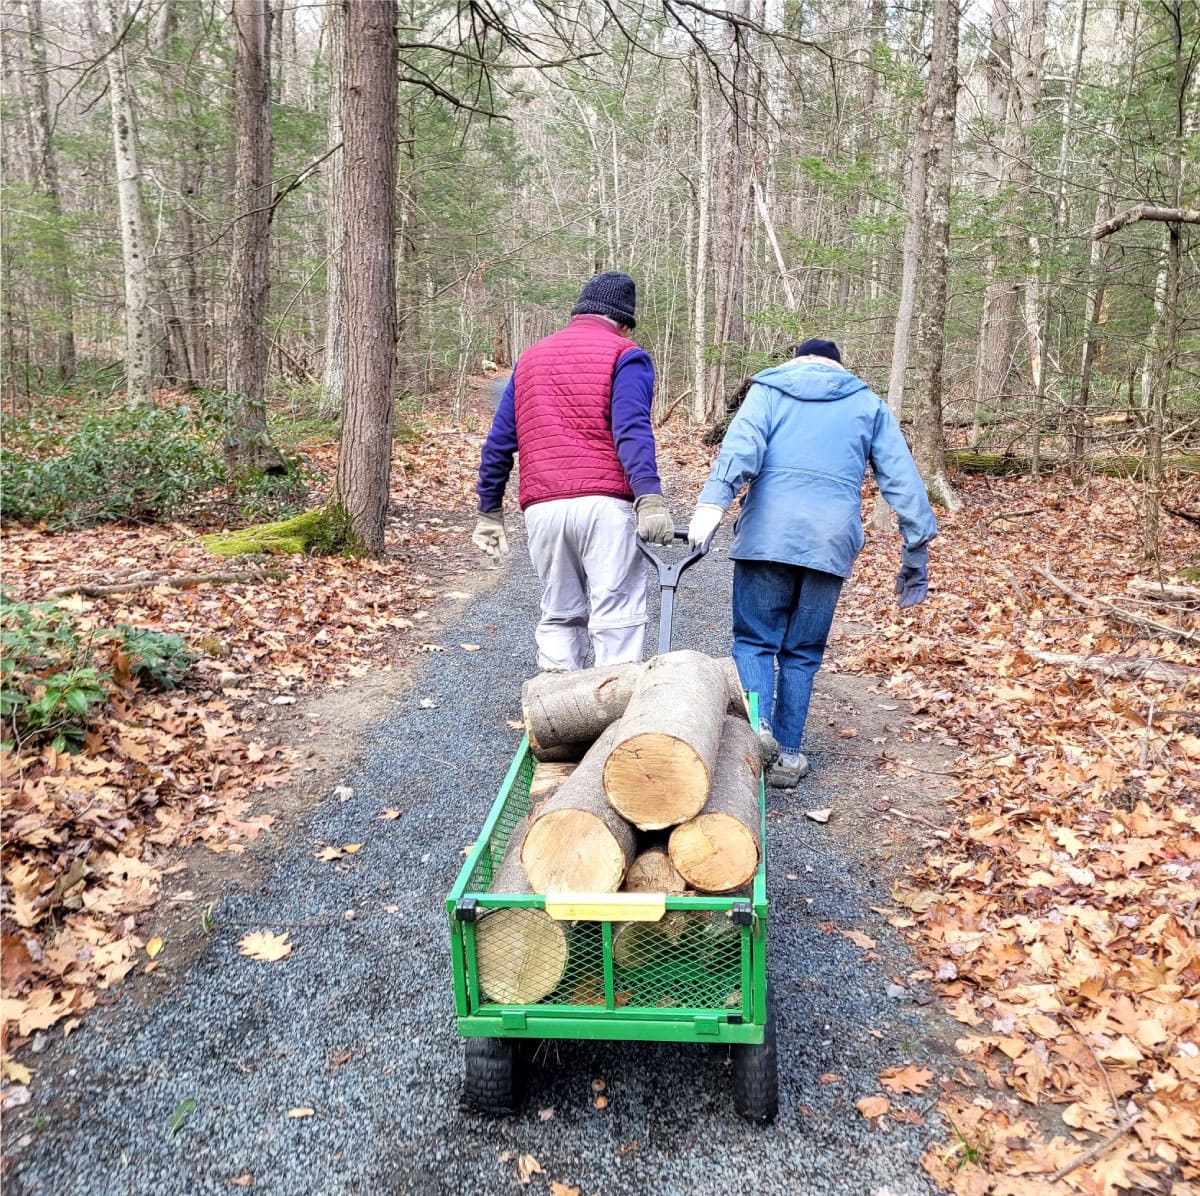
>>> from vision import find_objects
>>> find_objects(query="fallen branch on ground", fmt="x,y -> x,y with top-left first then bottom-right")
1025,649 -> 1200,685
1125,579 -> 1200,605
43,569 -> 288,600
1032,567 -> 1200,647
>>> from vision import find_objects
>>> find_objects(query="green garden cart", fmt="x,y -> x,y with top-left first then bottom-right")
446,532 -> 778,1123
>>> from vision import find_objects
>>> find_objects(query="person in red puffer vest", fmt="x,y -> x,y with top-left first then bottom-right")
473,272 -> 675,671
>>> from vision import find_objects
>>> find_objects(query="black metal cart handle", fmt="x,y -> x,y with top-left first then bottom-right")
636,527 -> 708,655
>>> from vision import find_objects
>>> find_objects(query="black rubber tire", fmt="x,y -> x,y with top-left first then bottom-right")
732,993 -> 779,1124
462,1037 -> 522,1114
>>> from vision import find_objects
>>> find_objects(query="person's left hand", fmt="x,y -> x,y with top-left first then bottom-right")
634,494 -> 674,546
895,561 -> 928,608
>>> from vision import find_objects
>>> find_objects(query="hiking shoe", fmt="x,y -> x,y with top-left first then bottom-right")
757,728 -> 781,768
767,754 -> 810,788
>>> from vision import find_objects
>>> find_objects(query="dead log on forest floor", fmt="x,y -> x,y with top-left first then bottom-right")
1125,579 -> 1200,606
42,569 -> 287,600
1025,649 -> 1200,686
946,450 -> 1200,479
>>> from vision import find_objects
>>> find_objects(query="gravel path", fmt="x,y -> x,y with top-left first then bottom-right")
6,522 -> 953,1196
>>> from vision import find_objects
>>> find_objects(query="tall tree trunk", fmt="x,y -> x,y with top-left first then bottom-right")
689,45 -> 711,423
23,0 -> 75,380
911,0 -> 961,511
331,0 -> 398,558
969,0 -> 1012,446
226,0 -> 280,472
93,0 -> 153,406
1141,3 -> 1196,559
321,0 -> 346,417
872,3 -> 930,530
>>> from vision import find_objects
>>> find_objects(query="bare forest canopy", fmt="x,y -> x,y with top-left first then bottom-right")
2,1 -> 1198,525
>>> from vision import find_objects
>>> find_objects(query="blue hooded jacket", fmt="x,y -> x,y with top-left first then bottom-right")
697,358 -> 937,578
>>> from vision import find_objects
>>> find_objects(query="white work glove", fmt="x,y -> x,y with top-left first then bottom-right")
687,503 -> 725,552
472,509 -> 509,559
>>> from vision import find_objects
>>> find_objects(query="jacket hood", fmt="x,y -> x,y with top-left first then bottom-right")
751,359 -> 870,402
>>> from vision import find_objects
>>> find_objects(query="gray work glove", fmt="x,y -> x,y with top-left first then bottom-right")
634,493 -> 674,546
472,509 -> 509,559
896,546 -> 929,608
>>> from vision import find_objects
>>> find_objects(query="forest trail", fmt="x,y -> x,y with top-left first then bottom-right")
2,507 -> 963,1196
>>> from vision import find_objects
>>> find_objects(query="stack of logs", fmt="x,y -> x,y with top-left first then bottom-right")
475,650 -> 763,1004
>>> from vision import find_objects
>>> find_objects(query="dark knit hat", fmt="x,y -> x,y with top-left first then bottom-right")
794,338 -> 841,363
572,271 -> 637,329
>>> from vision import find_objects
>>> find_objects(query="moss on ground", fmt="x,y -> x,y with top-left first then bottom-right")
201,504 -> 365,558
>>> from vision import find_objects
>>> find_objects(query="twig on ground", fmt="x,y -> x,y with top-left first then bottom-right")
1047,1112 -> 1142,1184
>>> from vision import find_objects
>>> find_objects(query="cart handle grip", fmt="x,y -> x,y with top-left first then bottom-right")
636,528 -> 708,655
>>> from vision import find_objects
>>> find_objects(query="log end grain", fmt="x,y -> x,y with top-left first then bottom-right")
668,813 -> 759,894
476,907 -> 569,1004
521,808 -> 628,894
603,733 -> 710,830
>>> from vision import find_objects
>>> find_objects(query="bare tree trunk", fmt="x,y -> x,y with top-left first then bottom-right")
321,0 -> 346,417
910,0 -> 960,511
331,0 -> 398,558
93,0 -> 153,406
1141,5 -> 1196,559
872,4 -> 930,530
690,45 -> 711,423
226,0 -> 280,472
23,0 -> 75,380
969,0 -> 1012,446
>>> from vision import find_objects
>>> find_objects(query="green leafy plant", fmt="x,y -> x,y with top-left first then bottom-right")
111,625 -> 197,690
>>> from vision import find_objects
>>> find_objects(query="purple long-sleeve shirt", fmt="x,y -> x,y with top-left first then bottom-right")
475,347 -> 662,512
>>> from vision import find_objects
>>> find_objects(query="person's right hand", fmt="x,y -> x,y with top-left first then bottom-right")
472,510 -> 509,559
687,503 -> 724,551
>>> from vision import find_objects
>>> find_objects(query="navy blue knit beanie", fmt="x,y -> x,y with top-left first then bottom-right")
572,272 -> 637,330
795,338 -> 841,363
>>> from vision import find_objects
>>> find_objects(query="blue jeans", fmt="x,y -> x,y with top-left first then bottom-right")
731,561 -> 844,755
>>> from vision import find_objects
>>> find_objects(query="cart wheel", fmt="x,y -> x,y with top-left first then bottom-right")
463,1037 -> 523,1114
732,994 -> 778,1124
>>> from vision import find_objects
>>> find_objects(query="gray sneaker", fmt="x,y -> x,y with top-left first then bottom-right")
767,754 -> 810,788
757,727 -> 781,768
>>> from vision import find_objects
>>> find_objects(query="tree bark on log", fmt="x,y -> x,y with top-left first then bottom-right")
668,717 -> 761,893
522,656 -> 749,761
522,723 -> 636,894
522,662 -> 644,758
611,846 -> 690,971
603,650 -> 727,831
947,450 -> 1200,478
1125,580 -> 1200,605
529,761 -> 576,820
476,818 -> 569,1005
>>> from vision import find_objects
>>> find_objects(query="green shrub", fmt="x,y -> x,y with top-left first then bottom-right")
1,405 -> 224,529
0,593 -> 197,752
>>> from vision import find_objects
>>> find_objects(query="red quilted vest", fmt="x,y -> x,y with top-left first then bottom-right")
513,315 -> 639,510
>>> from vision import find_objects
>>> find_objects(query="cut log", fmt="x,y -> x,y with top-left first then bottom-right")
476,819 -> 569,1005
1125,579 -> 1200,606
521,722 -> 636,894
611,846 -> 690,970
603,650 -> 727,830
522,657 -> 748,760
669,717 -> 762,893
522,662 -> 644,758
528,761 -> 576,820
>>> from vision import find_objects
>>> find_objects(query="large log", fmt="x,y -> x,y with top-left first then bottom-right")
476,819 -> 569,1004
611,846 -> 690,971
1025,649 -> 1200,686
522,656 -> 749,761
521,723 -> 636,894
946,449 -> 1200,479
522,662 -> 644,759
669,717 -> 762,893
603,650 -> 728,830
528,761 -> 576,820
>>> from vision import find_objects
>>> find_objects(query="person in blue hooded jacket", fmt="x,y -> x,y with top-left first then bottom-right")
687,339 -> 937,788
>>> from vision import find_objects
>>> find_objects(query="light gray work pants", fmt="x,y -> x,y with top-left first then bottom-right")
523,495 -> 649,671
